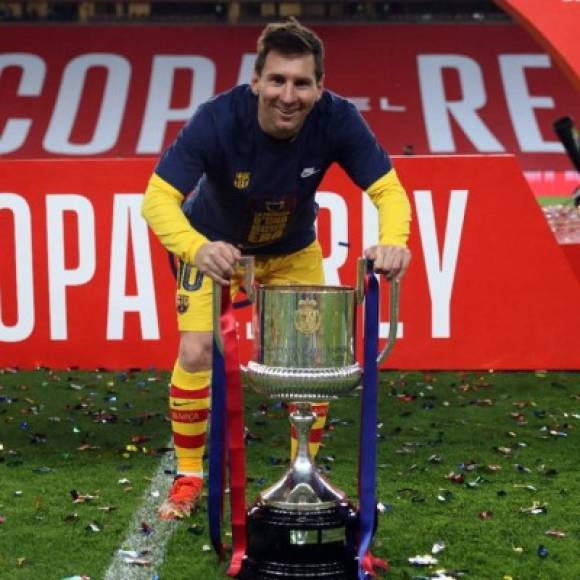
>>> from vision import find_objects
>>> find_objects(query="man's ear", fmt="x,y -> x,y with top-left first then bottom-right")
250,72 -> 260,95
316,75 -> 325,100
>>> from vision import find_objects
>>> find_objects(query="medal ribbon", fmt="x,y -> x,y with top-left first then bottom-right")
209,329 -> 226,559
209,285 -> 247,575
357,263 -> 381,578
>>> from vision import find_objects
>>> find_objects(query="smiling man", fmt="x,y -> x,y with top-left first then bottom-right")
141,18 -> 412,520
253,50 -> 322,139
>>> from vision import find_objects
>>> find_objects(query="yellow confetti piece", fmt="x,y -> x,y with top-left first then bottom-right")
125,445 -> 138,452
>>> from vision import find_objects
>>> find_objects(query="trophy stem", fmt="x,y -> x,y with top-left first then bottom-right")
257,401 -> 345,509
290,402 -> 316,478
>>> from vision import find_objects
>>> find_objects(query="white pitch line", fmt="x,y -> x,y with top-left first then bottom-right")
104,444 -> 177,580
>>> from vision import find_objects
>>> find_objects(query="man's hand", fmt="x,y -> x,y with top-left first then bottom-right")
364,244 -> 411,281
194,241 -> 241,286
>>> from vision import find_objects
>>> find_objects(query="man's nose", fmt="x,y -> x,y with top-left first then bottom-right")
279,83 -> 297,103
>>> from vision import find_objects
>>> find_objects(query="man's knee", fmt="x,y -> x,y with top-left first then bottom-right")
178,332 -> 212,372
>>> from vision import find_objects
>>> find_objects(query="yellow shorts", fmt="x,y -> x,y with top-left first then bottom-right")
175,241 -> 325,332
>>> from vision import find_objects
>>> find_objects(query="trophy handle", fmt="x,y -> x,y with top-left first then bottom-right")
238,255 -> 256,303
212,255 -> 255,355
378,278 -> 399,365
355,257 -> 400,366
355,257 -> 367,304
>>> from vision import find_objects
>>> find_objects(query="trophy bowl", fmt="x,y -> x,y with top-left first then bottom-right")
243,284 -> 361,400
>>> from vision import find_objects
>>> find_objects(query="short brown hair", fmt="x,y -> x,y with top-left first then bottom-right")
254,18 -> 325,82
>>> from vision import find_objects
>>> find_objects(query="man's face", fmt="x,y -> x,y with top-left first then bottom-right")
251,50 -> 323,140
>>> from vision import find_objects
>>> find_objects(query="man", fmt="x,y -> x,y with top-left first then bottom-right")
141,18 -> 411,520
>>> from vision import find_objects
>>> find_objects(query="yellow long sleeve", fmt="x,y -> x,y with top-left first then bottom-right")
366,169 -> 411,247
141,173 -> 209,264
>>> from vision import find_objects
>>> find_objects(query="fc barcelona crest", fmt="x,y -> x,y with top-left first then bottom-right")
294,298 -> 321,335
234,171 -> 251,189
176,294 -> 190,314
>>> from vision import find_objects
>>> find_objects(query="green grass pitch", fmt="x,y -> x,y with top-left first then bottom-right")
0,369 -> 579,579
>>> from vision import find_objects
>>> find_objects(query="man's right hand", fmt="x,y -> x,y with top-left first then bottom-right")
194,241 -> 241,286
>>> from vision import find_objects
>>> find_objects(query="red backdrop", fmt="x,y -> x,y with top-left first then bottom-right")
495,0 -> 580,90
0,23 -> 578,176
1,155 -> 579,370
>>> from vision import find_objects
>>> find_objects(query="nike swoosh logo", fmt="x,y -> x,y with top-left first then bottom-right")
300,167 -> 321,178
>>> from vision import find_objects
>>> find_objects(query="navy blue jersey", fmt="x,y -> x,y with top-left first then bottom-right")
155,84 -> 391,255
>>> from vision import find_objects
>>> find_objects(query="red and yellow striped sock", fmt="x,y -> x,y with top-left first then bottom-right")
289,402 -> 329,460
169,362 -> 210,477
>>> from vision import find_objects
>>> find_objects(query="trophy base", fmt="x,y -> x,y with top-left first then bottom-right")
239,500 -> 358,580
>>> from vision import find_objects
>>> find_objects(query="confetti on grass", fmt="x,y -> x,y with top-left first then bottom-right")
431,541 -> 446,554
409,554 -> 438,566
544,529 -> 566,538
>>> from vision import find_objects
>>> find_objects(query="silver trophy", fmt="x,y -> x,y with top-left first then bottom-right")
213,257 -> 400,579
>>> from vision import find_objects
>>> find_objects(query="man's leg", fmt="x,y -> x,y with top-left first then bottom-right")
160,260 -> 221,520
170,334 -> 212,478
160,332 -> 213,519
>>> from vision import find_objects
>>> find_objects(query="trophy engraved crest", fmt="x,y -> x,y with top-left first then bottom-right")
294,298 -> 321,335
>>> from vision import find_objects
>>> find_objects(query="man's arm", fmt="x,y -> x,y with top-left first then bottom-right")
141,173 -> 209,264
364,168 -> 412,280
141,174 -> 240,285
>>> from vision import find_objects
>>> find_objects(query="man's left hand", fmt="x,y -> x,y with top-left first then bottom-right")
364,245 -> 411,280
